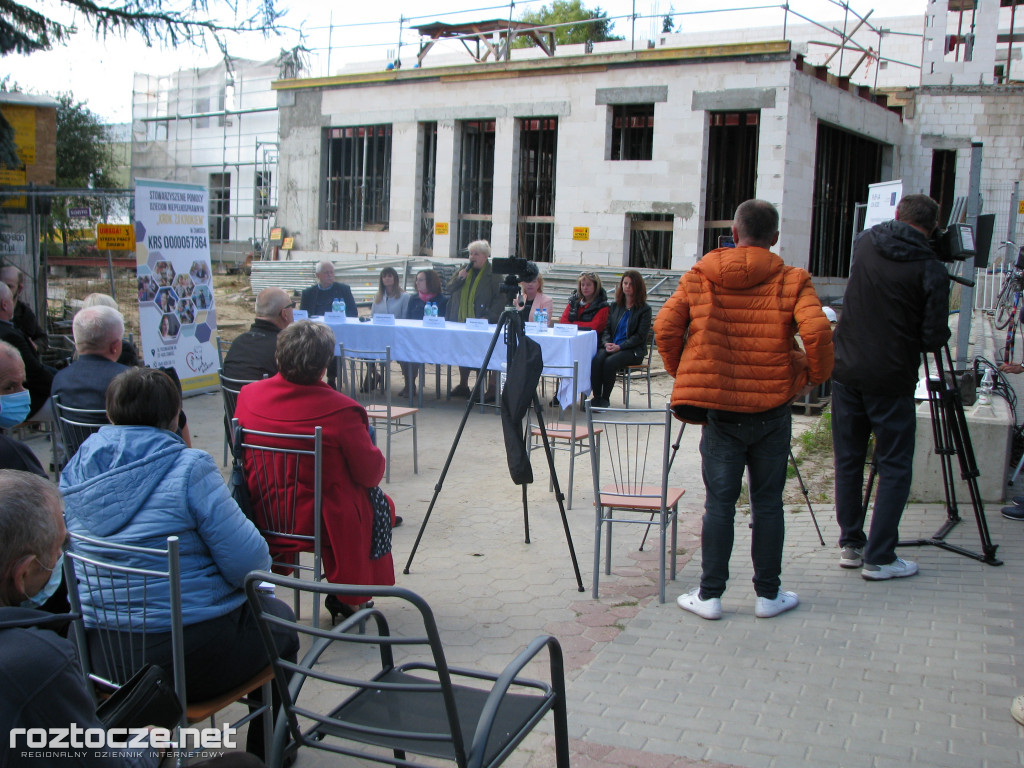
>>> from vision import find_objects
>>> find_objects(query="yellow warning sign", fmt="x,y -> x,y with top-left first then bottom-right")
435,222 -> 449,236
573,227 -> 590,241
96,224 -> 135,250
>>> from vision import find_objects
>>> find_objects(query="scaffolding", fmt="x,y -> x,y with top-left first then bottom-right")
130,52 -> 299,270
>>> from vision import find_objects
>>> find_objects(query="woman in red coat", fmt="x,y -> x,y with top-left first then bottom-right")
234,320 -> 396,622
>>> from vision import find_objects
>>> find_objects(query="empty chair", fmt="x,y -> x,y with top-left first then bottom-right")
244,573 -> 570,768
342,344 -> 418,484
527,361 -> 599,509
586,403 -> 685,603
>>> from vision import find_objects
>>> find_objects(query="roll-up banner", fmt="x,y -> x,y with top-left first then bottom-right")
134,178 -> 219,393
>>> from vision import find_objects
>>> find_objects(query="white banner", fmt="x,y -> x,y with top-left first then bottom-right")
0,232 -> 27,255
864,180 -> 903,229
134,179 -> 219,393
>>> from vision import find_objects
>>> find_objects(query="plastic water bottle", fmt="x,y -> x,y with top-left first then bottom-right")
338,298 -> 346,315
978,368 -> 994,405
431,302 -> 438,318
541,308 -> 548,326
423,301 -> 431,320
534,307 -> 541,323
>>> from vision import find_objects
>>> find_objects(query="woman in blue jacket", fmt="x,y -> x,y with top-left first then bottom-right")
589,270 -> 652,407
59,367 -> 298,758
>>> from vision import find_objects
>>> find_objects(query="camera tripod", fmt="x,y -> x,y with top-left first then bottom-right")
403,305 -> 586,591
863,343 -> 1001,565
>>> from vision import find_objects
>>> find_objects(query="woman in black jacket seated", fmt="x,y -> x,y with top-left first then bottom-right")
400,269 -> 448,398
589,270 -> 651,408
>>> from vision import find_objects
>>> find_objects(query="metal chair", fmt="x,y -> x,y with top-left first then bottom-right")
216,335 -> 232,367
586,403 -> 684,603
64,533 -> 273,765
342,344 -> 418,484
234,420 -> 325,628
244,573 -> 570,768
527,361 -> 600,509
52,394 -> 108,472
618,330 -> 656,408
218,372 -> 260,466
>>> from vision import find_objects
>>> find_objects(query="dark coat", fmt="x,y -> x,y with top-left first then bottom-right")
601,302 -> 653,357
51,354 -> 128,415
222,319 -> 280,381
833,220 -> 951,396
406,293 -> 448,320
0,320 -> 54,418
0,433 -> 47,476
300,282 -> 358,317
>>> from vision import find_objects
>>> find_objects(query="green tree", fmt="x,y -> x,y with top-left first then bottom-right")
49,93 -> 123,257
515,0 -> 623,47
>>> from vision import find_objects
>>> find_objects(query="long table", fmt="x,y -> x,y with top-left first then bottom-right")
321,318 -> 597,407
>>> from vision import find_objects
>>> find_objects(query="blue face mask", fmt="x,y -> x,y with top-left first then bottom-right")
0,389 -> 31,429
21,553 -> 64,608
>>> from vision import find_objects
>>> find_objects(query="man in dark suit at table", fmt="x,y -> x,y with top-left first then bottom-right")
300,260 -> 359,319
445,240 -> 505,401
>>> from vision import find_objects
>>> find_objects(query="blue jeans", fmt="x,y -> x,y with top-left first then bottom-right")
832,379 -> 916,566
698,404 -> 791,599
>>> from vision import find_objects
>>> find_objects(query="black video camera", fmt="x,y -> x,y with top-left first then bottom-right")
932,223 -> 976,262
491,256 -> 539,297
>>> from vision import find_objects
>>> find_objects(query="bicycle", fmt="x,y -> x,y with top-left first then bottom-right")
993,240 -> 1023,331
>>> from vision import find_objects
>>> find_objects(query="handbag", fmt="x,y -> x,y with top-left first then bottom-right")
369,486 -> 393,560
96,663 -> 183,731
229,424 -> 256,523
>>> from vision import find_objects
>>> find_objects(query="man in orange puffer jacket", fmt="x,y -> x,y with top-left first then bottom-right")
655,199 -> 834,621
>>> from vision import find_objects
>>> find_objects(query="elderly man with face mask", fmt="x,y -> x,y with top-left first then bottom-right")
0,342 -> 46,476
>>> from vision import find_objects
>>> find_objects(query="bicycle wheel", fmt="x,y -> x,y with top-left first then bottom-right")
1004,311 -> 1020,364
994,281 -> 1018,329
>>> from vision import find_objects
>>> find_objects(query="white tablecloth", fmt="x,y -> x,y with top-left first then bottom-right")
321,318 -> 597,407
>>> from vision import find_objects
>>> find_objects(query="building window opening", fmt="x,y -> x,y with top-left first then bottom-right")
703,111 -> 759,255
457,119 -> 495,251
809,122 -> 883,278
610,104 -> 654,161
209,172 -> 230,242
516,117 -> 557,262
629,213 -> 673,269
418,122 -> 438,256
929,149 -> 956,228
323,124 -> 393,231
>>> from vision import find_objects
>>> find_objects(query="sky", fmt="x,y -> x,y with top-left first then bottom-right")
3,0 -> 928,124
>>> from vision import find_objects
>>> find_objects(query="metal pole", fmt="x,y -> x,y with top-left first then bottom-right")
956,141 -> 983,368
1007,181 -> 1020,248
631,0 -> 636,50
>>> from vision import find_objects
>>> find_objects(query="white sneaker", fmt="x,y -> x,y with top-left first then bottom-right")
1011,695 -> 1024,727
754,590 -> 799,618
861,557 -> 919,581
676,588 -> 722,620
839,546 -> 864,569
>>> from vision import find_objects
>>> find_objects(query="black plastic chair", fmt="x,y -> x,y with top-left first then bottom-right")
244,573 -> 570,768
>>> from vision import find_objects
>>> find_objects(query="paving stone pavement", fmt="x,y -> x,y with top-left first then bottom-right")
23,317 -> 1024,767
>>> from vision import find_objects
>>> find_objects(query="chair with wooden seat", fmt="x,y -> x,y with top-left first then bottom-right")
586,402 -> 684,603
63,533 -> 273,765
526,361 -> 599,509
342,344 -> 418,484
244,573 -> 570,768
617,330 -> 656,408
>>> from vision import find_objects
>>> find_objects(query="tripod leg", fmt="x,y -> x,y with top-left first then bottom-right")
789,449 -> 826,546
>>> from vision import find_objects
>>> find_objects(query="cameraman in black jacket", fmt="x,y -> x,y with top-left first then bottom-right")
832,193 -> 950,581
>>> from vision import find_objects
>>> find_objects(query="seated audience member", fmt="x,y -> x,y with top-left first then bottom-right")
51,305 -> 127,420
514,266 -> 554,326
400,269 -> 448,398
560,271 -> 610,334
81,293 -> 140,366
234,321 -> 397,623
0,265 -> 47,352
0,342 -> 46,476
222,287 -> 294,381
589,270 -> 652,408
0,282 -> 53,419
58,368 -> 298,759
